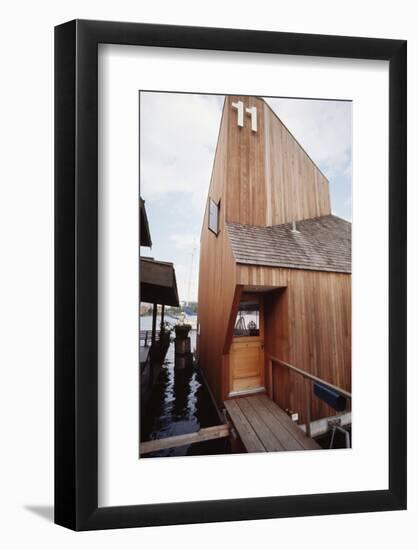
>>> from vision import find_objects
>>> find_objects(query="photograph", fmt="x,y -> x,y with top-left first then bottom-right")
0,1 -> 409,541
139,92 -> 352,458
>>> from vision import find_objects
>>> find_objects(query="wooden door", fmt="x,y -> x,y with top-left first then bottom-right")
229,295 -> 265,395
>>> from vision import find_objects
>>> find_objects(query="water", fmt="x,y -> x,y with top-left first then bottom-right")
315,425 -> 352,449
140,314 -> 230,458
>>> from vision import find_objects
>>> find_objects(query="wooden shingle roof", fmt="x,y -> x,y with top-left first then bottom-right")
226,214 -> 351,273
140,257 -> 180,306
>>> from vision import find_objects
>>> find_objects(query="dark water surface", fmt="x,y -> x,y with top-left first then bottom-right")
315,425 -> 352,449
140,333 -> 230,458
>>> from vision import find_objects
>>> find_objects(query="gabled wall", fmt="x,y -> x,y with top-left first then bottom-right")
223,95 -> 331,227
197,102 -> 237,405
198,95 -> 344,408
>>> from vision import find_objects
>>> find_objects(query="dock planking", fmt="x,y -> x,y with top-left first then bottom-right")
223,399 -> 265,453
224,393 -> 320,453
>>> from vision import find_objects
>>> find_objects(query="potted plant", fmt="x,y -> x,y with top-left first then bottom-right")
174,323 -> 192,340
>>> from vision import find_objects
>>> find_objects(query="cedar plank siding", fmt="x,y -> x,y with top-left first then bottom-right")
197,102 -> 237,404
198,95 -> 351,420
224,96 -> 331,227
238,266 -> 351,423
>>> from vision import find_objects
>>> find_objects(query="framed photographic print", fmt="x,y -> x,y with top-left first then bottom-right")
55,20 -> 406,530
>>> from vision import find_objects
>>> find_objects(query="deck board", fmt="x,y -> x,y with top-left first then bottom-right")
225,394 -> 320,453
257,394 -> 321,450
249,394 -> 304,451
224,400 -> 265,453
238,398 -> 285,452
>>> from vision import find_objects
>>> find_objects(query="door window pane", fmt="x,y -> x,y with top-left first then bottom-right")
234,300 -> 259,337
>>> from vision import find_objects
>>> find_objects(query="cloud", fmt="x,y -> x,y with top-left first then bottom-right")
264,97 -> 352,181
141,93 -> 352,299
141,93 -> 352,218
170,233 -> 198,250
172,258 -> 200,303
140,92 -> 223,220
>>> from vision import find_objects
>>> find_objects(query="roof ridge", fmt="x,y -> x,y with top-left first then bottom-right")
226,213 -> 351,230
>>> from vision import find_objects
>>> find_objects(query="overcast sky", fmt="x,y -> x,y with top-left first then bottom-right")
140,92 -> 352,304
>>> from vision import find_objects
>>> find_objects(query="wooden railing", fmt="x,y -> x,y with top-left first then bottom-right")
140,424 -> 230,454
267,355 -> 352,438
139,330 -> 161,347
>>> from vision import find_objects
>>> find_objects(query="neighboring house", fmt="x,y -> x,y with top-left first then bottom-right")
197,96 -> 351,424
139,197 -> 179,406
140,197 -> 180,327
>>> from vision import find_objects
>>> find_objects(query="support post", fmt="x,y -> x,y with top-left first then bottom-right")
305,378 -> 312,438
151,303 -> 157,346
268,359 -> 273,400
160,304 -> 165,333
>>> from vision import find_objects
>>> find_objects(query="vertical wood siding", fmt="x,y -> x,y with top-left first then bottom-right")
223,96 -> 331,227
263,102 -> 332,225
197,103 -> 237,404
259,268 -> 351,422
198,96 -> 350,413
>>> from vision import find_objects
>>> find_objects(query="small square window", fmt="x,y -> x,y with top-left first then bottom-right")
208,198 -> 219,235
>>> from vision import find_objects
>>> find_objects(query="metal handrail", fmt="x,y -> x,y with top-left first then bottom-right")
267,354 -> 351,439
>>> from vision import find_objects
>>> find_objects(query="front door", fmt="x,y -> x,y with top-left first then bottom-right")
229,295 -> 265,395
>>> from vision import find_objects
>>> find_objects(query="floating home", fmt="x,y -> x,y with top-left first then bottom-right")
140,197 -> 179,410
197,96 -> 351,448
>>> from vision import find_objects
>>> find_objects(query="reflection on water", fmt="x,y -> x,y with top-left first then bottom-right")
140,328 -> 230,458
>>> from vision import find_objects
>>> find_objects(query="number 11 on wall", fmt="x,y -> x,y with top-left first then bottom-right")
232,100 -> 257,132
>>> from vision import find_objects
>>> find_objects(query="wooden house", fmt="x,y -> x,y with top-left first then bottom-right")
197,96 -> 351,426
140,197 -> 180,336
140,197 -> 179,412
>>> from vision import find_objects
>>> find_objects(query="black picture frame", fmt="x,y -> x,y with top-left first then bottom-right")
55,19 -> 407,531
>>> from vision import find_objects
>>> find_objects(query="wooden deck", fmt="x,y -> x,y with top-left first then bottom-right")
224,393 -> 321,453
